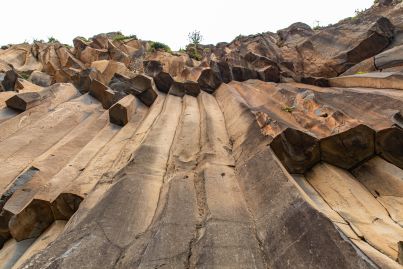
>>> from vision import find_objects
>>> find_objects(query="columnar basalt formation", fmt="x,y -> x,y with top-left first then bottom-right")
0,2 -> 402,268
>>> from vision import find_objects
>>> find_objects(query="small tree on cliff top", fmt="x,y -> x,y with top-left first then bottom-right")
188,30 -> 203,45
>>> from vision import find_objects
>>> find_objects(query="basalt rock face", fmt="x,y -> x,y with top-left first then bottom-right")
206,3 -> 403,79
0,3 -> 403,269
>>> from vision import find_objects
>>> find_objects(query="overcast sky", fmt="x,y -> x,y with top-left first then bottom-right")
2,0 -> 374,50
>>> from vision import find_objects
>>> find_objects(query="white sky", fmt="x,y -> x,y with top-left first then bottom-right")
2,0 -> 374,50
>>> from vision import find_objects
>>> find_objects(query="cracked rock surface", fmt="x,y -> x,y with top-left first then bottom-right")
0,2 -> 403,269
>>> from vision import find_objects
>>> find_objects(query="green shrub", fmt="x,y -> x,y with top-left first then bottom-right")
47,36 -> 59,43
187,46 -> 202,61
149,41 -> 172,53
188,30 -> 203,45
113,33 -> 138,41
282,106 -> 295,113
18,72 -> 30,80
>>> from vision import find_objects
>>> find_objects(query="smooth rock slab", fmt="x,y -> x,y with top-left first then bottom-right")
375,44 -> 403,70
329,72 -> 403,90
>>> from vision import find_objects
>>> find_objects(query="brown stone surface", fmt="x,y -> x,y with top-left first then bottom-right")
89,79 -> 116,109
5,92 -> 43,111
72,67 -> 104,93
129,74 -> 158,106
330,72 -> 403,90
109,95 -> 136,126
109,74 -> 157,106
320,124 -> 375,169
375,44 -> 403,69
28,71 -> 53,87
1,69 -> 18,91
169,80 -> 200,97
0,5 -> 403,268
376,127 -> 403,169
91,60 -> 132,84
197,67 -> 222,93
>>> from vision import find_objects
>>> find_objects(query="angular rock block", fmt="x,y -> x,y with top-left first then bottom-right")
72,68 -> 104,93
320,124 -> 375,169
54,67 -> 79,83
154,71 -> 174,93
5,92 -> 42,111
0,210 -> 12,248
109,46 -> 130,66
53,193 -> 83,220
91,60 -> 132,84
109,73 -> 133,93
143,60 -> 173,93
244,51 -> 279,68
231,66 -> 259,82
376,127 -> 403,169
91,33 -> 110,49
89,79 -> 116,109
0,69 -> 18,91
211,60 -> 232,83
79,46 -> 109,65
8,200 -> 54,241
257,65 -> 280,83
344,18 -> 394,64
170,81 -> 201,97
29,71 -> 53,87
143,60 -> 163,77
73,37 -> 89,51
270,128 -> 320,173
197,68 -> 222,93
109,74 -> 158,106
109,95 -> 136,126
130,74 -> 158,106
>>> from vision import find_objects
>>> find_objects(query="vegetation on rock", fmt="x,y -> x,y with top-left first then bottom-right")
188,30 -> 203,45
47,36 -> 59,43
113,33 -> 138,41
149,41 -> 172,53
186,30 -> 204,60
